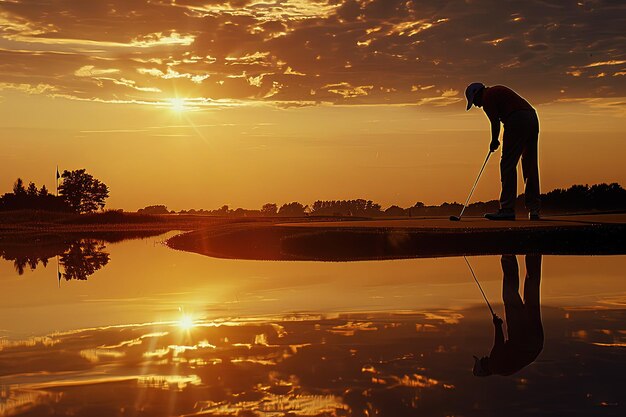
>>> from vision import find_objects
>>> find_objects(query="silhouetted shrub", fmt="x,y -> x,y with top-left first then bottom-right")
137,205 -> 170,215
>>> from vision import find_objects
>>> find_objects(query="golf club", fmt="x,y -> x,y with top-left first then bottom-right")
463,256 -> 495,316
449,150 -> 493,221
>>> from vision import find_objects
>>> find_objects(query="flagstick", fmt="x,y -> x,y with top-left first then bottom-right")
57,255 -> 60,288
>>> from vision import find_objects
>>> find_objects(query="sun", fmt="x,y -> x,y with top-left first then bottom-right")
169,98 -> 187,112
179,314 -> 194,330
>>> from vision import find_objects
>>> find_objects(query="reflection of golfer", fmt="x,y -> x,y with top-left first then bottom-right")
465,83 -> 540,221
473,254 -> 543,376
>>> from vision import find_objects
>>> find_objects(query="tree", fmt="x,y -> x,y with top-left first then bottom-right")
137,205 -> 169,215
385,205 -> 406,216
27,182 -> 38,196
278,202 -> 306,216
261,203 -> 278,216
214,205 -> 230,215
59,169 -> 109,213
13,178 -> 26,196
39,185 -> 49,196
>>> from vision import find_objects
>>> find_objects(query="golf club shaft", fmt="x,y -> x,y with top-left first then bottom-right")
458,151 -> 492,219
463,256 -> 495,316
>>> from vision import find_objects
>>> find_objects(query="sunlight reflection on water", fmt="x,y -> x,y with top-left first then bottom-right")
0,310 -> 624,416
1,232 -> 625,339
0,233 -> 625,416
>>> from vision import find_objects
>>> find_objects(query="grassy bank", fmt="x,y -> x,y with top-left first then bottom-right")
167,214 -> 626,261
0,210 -> 247,236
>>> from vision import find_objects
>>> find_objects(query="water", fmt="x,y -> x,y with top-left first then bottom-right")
0,232 -> 624,416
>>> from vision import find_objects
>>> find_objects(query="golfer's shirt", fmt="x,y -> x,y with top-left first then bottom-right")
488,332 -> 544,376
482,85 -> 535,124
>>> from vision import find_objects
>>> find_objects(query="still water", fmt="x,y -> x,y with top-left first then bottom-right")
0,232 -> 624,416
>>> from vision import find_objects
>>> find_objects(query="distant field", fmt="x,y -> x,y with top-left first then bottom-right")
0,210 -> 269,236
0,210 -> 366,234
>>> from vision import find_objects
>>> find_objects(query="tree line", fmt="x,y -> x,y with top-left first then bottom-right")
138,202 -> 311,216
0,169 -> 109,214
1,174 -> 624,217
138,183 -> 626,217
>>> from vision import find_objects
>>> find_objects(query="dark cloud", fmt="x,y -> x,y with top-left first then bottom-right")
336,0 -> 362,21
0,0 -> 623,107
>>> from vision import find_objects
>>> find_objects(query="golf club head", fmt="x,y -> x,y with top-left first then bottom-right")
449,215 -> 461,221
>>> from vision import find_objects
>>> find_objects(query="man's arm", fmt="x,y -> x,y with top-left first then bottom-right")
492,314 -> 504,349
490,119 -> 500,152
487,314 -> 505,373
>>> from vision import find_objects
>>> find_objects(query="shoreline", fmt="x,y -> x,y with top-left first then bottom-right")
166,214 -> 626,261
2,212 -> 625,261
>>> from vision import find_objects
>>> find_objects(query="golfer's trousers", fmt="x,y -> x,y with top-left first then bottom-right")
500,110 -> 540,212
501,254 -> 544,347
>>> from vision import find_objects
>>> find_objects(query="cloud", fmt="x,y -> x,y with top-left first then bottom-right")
583,60 -> 626,68
137,67 -> 210,84
74,65 -> 119,77
416,89 -> 462,107
323,82 -> 373,98
0,0 -> 623,108
130,31 -> 195,47
0,81 -> 57,94
284,66 -> 306,76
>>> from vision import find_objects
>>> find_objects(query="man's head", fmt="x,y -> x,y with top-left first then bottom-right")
465,82 -> 485,110
472,355 -> 492,377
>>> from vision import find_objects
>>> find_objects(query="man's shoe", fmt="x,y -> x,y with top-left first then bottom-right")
484,210 -> 516,221
529,211 -> 540,221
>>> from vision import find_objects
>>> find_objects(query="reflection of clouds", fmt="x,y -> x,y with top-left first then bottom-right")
392,374 -> 445,389
231,357 -> 277,365
329,320 -> 378,336
415,323 -> 438,332
0,335 -> 58,349
592,342 -> 626,347
0,313 -> 448,415
0,388 -> 60,417
197,393 -> 347,416
193,394 -> 346,416
137,374 -> 202,391
0,308 -> 624,416
79,348 -> 125,363
101,331 -> 169,349
423,311 -> 464,324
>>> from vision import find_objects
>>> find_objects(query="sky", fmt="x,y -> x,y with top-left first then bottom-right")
0,0 -> 624,211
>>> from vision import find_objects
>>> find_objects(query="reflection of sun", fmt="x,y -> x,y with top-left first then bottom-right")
179,314 -> 194,330
169,98 -> 186,112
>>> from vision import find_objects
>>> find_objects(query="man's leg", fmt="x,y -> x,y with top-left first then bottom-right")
500,124 -> 525,211
523,254 -> 544,349
501,255 -> 524,341
521,114 -> 541,214
523,254 -> 542,324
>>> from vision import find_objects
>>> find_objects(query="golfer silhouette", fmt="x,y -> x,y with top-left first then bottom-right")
473,254 -> 543,376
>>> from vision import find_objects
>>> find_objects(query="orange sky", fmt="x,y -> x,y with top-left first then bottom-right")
0,0 -> 624,210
